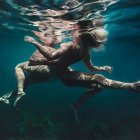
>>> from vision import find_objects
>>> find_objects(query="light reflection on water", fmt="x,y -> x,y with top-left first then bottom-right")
0,0 -> 140,140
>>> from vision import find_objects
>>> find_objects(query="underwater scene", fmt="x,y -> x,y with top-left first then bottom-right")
0,0 -> 140,140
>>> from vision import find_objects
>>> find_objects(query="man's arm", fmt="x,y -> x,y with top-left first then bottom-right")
83,51 -> 112,73
25,36 -> 71,61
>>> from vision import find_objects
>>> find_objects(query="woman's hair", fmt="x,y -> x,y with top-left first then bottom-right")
78,20 -> 93,29
80,32 -> 97,46
80,28 -> 108,47
77,19 -> 104,30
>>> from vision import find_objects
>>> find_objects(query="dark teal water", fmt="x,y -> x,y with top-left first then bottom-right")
0,0 -> 140,140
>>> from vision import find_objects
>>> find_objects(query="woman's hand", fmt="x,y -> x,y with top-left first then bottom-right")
89,66 -> 113,74
103,66 -> 113,74
24,36 -> 36,43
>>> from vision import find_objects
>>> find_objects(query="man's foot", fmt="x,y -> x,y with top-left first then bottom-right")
0,91 -> 13,104
134,81 -> 140,93
14,92 -> 25,107
70,103 -> 80,123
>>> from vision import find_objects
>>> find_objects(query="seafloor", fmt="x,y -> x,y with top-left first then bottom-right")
0,0 -> 140,140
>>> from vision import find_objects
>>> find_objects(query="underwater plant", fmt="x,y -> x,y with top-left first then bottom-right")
14,112 -> 56,140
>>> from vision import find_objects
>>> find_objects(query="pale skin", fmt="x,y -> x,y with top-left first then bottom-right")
26,35 -> 112,72
14,34 -> 139,106
13,30 -> 63,106
0,30 -> 112,106
23,35 -> 140,122
1,30 -> 140,115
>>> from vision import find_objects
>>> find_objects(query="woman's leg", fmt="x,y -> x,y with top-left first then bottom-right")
14,62 -> 29,102
0,73 -> 52,106
11,62 -> 65,106
60,71 -> 140,108
14,74 -> 53,107
60,71 -> 139,90
60,71 -> 103,122
1,60 -> 65,106
0,62 -> 28,104
89,74 -> 140,91
60,71 -> 102,107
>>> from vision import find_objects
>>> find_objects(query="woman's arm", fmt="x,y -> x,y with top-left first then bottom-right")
32,31 -> 48,46
25,36 -> 72,61
83,54 -> 104,72
83,51 -> 112,73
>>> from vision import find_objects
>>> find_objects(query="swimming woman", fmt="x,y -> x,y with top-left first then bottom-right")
0,21 -> 140,113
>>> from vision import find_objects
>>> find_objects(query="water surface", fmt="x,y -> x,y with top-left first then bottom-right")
0,0 -> 140,140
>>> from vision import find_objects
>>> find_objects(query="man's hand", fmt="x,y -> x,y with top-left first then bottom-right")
24,36 -> 36,43
103,66 -> 113,74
